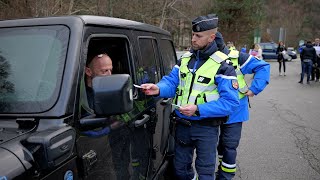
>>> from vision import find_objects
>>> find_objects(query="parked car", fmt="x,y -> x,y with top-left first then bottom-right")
287,47 -> 297,59
259,42 -> 294,61
0,15 -> 176,180
259,42 -> 278,60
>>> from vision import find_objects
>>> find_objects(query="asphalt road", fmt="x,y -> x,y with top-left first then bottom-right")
234,58 -> 320,180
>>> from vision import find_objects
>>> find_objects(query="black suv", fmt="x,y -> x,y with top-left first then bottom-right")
0,16 -> 177,180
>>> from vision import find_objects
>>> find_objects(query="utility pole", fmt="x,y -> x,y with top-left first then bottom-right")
254,28 -> 261,44
279,27 -> 286,44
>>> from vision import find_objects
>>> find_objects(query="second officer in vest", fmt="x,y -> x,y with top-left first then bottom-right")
141,14 -> 239,180
214,32 -> 270,180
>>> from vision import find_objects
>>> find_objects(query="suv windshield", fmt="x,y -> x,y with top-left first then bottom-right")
0,25 -> 69,113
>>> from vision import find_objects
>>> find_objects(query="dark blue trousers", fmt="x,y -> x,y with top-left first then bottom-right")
174,123 -> 219,180
217,122 -> 243,180
300,60 -> 312,82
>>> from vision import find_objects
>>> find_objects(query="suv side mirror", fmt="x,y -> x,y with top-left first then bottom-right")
92,74 -> 133,116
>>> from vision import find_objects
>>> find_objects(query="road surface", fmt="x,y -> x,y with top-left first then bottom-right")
234,58 -> 320,180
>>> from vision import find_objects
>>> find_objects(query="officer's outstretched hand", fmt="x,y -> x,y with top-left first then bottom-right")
245,90 -> 255,97
179,104 -> 197,117
140,83 -> 160,95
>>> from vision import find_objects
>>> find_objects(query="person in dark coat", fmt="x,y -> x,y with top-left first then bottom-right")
299,41 -> 317,84
276,41 -> 287,76
312,38 -> 320,81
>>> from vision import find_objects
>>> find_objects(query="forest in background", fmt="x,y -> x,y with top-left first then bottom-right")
0,0 -> 319,49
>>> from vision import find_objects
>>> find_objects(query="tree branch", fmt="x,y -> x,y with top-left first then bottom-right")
159,0 -> 169,28
68,0 -> 74,15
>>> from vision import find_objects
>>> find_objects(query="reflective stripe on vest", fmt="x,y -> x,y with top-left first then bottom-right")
192,83 -> 217,92
174,51 -> 228,107
228,50 -> 248,99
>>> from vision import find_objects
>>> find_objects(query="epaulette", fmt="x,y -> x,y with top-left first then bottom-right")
180,52 -> 193,58
209,51 -> 229,64
228,50 -> 239,59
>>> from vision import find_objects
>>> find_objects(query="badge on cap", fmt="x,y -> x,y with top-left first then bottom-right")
196,25 -> 200,32
231,79 -> 239,90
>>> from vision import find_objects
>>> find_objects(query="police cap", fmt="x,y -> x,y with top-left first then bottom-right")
192,14 -> 218,32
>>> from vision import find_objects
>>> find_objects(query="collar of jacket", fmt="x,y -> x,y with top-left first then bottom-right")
191,41 -> 219,61
306,44 -> 313,48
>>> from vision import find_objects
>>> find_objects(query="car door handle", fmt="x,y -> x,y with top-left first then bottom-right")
135,114 -> 150,127
160,98 -> 171,105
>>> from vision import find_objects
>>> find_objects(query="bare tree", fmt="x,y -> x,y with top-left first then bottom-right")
1,0 -> 318,50
264,0 -> 320,47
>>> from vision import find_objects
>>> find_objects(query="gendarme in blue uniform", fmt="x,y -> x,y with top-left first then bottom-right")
215,32 -> 270,180
156,14 -> 239,180
222,47 -> 270,124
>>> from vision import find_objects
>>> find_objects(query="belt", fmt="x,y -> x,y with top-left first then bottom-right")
188,117 -> 228,127
172,114 -> 227,127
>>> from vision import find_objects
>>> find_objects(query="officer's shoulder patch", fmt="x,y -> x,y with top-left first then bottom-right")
228,50 -> 239,58
231,79 -> 239,89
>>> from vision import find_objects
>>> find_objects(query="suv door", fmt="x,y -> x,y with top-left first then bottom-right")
134,33 -> 175,178
154,38 -> 177,179
76,28 -> 154,180
158,38 -> 177,156
135,36 -> 162,176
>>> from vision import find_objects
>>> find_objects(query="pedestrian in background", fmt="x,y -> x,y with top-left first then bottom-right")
240,45 -> 247,53
226,41 -> 237,50
216,33 -> 270,180
299,41 -> 317,84
312,38 -> 320,82
249,43 -> 263,59
141,14 -> 239,180
276,41 -> 287,76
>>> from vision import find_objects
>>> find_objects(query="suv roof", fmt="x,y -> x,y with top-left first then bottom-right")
0,15 -> 171,35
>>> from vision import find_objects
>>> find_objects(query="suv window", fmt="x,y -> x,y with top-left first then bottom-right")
79,35 -> 157,179
80,36 -> 132,115
137,38 -> 161,84
86,37 -> 131,75
159,39 -> 176,75
0,25 -> 69,113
